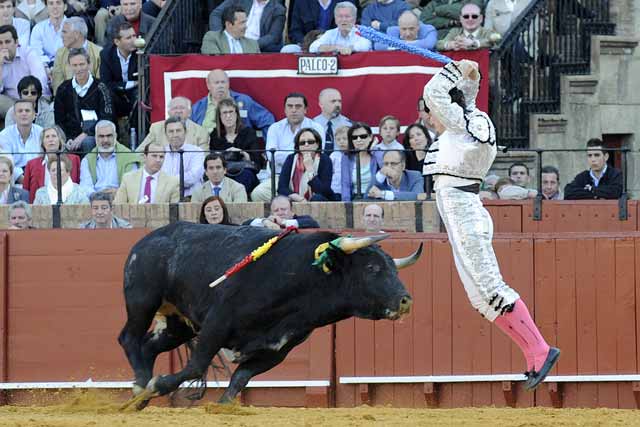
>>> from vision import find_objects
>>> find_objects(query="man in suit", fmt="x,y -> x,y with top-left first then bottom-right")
114,142 -> 180,204
245,195 -> 320,229
191,153 -> 248,203
289,0 -> 356,46
437,2 -> 500,51
201,5 -> 260,54
420,0 -> 483,39
106,0 -> 156,43
367,150 -> 424,201
99,20 -> 138,120
52,17 -> 102,95
209,0 -> 285,53
139,96 -> 210,153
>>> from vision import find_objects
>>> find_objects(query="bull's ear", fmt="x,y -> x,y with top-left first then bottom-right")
394,243 -> 423,269
338,234 -> 389,254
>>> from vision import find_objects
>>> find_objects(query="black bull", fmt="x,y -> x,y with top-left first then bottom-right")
118,222 -> 422,409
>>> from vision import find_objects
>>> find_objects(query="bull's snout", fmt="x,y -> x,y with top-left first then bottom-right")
398,295 -> 413,316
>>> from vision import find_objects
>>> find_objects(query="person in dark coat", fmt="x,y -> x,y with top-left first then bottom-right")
564,138 -> 623,200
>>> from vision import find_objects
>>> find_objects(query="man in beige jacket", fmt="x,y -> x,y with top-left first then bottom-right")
115,142 -> 180,204
191,153 -> 247,203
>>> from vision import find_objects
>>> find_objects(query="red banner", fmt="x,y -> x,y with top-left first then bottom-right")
149,51 -> 489,127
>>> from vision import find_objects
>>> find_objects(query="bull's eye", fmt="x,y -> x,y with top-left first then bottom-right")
366,263 -> 381,273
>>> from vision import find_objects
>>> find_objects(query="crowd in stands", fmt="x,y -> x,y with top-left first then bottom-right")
0,0 -> 620,231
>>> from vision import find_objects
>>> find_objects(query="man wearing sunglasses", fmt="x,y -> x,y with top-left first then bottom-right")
437,2 -> 499,51
419,0 -> 483,39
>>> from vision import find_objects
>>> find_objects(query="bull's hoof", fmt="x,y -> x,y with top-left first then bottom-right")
120,378 -> 161,411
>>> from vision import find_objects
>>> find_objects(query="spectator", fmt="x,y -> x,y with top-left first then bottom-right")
33,153 -> 90,204
99,20 -> 137,121
420,0 -> 482,39
152,116 -> 204,197
8,200 -> 33,228
508,162 -> 536,191
199,195 -> 234,225
191,152 -> 248,203
190,68 -> 275,136
0,156 -> 29,203
564,139 -> 623,200
363,203 -> 384,232
54,47 -> 113,156
245,194 -> 320,229
79,119 -> 139,196
107,0 -> 155,43
541,165 -> 563,200
341,122 -> 378,202
5,75 -> 54,128
114,142 -> 180,204
202,4 -> 259,54
0,99 -> 43,182
361,0 -> 408,33
93,0 -> 120,46
209,0 -> 285,53
371,115 -> 403,165
329,125 -> 348,200
313,87 -> 351,154
484,0 -> 524,36
0,25 -> 49,117
15,0 -> 47,27
367,150 -> 424,201
80,190 -> 132,228
209,97 -> 263,195
403,123 -> 431,172
51,17 -> 102,94
437,2 -> 500,51
251,92 -> 324,202
278,127 -> 334,202
140,97 -> 209,153
495,176 -> 536,200
374,10 -> 437,51
289,0 -> 356,46
0,0 -> 30,45
23,125 -> 81,202
29,0 -> 67,67
142,0 -> 164,18
309,1 -> 371,54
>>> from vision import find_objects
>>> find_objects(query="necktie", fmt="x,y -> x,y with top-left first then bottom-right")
324,120 -> 334,154
144,175 -> 153,203
213,186 -> 221,196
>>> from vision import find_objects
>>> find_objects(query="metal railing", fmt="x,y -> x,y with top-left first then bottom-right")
490,0 -> 615,148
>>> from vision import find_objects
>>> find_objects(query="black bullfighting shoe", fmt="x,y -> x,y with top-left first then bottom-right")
525,347 -> 561,390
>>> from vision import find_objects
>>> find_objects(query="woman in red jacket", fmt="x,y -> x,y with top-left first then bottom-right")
23,126 -> 81,203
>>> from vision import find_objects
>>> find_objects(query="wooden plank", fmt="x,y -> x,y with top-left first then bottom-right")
595,238 -> 618,408
392,240 -> 416,407
335,318 -> 355,407
533,238 -> 557,407
431,239 -> 453,407
614,238 -> 637,409
485,205 -> 522,233
0,233 -> 7,385
411,239 -> 433,407
450,251 -> 473,408
574,238 -> 598,408
555,238 -> 578,407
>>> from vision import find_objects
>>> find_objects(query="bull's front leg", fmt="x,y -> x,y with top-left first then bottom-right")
219,349 -> 290,403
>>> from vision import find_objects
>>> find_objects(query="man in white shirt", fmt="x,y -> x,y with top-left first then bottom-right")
157,116 -> 204,197
0,0 -> 30,46
309,1 -> 371,54
0,99 -> 43,183
250,92 -> 324,202
312,88 -> 351,154
29,0 -> 67,67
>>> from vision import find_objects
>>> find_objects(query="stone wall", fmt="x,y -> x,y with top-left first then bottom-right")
0,202 -> 442,232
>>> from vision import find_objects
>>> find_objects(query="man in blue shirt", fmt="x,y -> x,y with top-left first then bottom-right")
361,0 -> 408,33
190,68 -> 274,137
367,150 -> 424,201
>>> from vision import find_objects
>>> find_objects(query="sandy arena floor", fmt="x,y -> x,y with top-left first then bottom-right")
0,391 -> 638,427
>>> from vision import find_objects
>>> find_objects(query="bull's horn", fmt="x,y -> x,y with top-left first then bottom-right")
394,243 -> 423,269
338,234 -> 390,254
